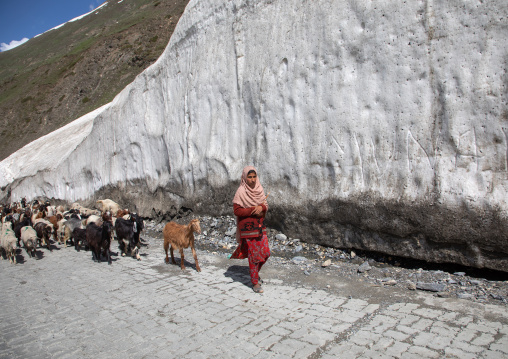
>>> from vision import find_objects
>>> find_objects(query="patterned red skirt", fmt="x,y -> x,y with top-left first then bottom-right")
231,234 -> 270,264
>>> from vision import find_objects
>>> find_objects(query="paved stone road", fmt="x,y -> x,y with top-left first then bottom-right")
1,232 -> 507,359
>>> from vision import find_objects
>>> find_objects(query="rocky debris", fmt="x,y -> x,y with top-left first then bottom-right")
381,279 -> 397,286
358,261 -> 372,273
275,234 -> 287,241
143,215 -> 508,306
416,282 -> 447,292
322,259 -> 332,267
292,256 -> 307,265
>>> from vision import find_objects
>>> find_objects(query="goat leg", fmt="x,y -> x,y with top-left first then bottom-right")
130,238 -> 140,260
64,230 -> 70,247
119,240 -> 126,256
179,248 -> 185,270
191,246 -> 201,272
164,247 -> 170,264
132,246 -> 140,261
170,246 -> 176,265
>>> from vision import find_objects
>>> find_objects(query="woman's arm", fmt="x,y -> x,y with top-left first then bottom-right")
234,203 -> 267,217
234,203 -> 255,217
251,203 -> 267,216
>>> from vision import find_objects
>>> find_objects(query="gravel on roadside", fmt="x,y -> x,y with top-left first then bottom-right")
143,215 -> 508,306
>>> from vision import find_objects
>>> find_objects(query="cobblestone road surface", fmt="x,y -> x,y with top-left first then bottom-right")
1,232 -> 507,359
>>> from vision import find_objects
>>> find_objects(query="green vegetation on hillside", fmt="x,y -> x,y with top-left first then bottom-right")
0,0 -> 189,161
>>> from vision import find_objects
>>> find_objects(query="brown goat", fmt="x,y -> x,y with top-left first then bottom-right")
115,209 -> 130,218
163,219 -> 201,272
102,211 -> 112,222
32,210 -> 45,223
47,213 -> 63,241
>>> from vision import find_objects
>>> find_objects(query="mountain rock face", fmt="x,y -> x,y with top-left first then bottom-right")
1,0 -> 507,271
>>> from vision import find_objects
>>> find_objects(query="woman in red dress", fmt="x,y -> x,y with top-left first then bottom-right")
230,166 -> 270,293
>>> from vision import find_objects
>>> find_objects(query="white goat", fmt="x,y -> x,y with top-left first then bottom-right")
56,219 -> 67,245
96,199 -> 121,215
85,215 -> 103,226
71,202 -> 81,210
1,222 -> 18,264
80,207 -> 100,217
20,226 -> 37,258
46,205 -> 57,217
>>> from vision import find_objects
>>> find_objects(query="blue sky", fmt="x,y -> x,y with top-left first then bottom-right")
0,0 -> 105,52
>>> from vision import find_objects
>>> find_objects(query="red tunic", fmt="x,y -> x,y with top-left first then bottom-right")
230,203 -> 270,264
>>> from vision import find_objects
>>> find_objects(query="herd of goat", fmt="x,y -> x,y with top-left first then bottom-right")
0,198 -> 202,270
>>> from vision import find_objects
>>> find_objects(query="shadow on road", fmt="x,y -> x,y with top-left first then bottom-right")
164,257 -> 201,272
224,265 -> 251,288
34,250 -> 44,259
13,248 -> 47,262
14,251 -> 26,264
182,258 -> 200,271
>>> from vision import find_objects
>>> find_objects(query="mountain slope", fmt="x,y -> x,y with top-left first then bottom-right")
0,0 -> 190,161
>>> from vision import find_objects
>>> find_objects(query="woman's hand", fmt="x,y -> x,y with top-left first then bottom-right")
251,205 -> 263,216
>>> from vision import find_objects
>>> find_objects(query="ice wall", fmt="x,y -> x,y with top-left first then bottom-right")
1,0 -> 507,270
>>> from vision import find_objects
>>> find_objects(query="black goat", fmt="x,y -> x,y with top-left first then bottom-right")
2,205 -> 12,217
62,217 -> 83,246
115,214 -> 144,260
63,209 -> 81,220
2,214 -> 14,226
34,221 -> 52,251
14,216 -> 32,247
86,221 -> 113,264
72,228 -> 87,251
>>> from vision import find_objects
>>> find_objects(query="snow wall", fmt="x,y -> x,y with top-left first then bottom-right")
1,0 -> 508,271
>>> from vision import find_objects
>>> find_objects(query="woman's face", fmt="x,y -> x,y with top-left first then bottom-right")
246,171 -> 257,189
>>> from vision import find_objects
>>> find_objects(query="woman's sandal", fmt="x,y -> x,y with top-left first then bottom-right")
253,284 -> 264,293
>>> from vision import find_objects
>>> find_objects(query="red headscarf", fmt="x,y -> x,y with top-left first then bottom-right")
233,166 -> 268,209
